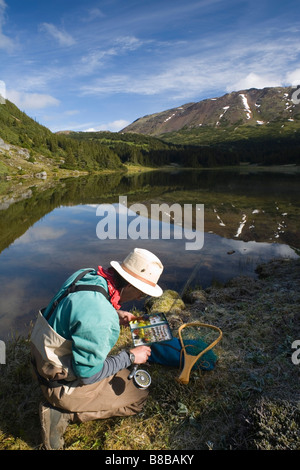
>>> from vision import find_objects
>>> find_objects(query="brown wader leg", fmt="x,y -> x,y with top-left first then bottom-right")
41,368 -> 149,423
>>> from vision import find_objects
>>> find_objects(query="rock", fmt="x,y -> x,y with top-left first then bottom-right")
35,171 -> 47,179
17,148 -> 30,160
185,289 -> 207,305
0,138 -> 10,151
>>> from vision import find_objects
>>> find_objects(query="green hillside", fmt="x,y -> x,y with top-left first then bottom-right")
0,101 -> 187,173
160,120 -> 300,165
0,100 -> 124,173
66,130 -> 173,167
66,130 -> 241,167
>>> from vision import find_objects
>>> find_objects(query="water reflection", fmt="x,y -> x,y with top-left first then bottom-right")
0,203 -> 297,339
0,169 -> 299,339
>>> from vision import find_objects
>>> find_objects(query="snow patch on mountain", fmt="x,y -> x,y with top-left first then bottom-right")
164,113 -> 177,123
216,106 -> 230,126
239,94 -> 252,120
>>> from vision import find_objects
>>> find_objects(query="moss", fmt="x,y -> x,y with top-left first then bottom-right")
250,399 -> 300,450
145,289 -> 186,315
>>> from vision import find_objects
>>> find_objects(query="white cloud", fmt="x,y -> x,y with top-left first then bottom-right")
0,0 -> 15,51
39,22 -> 76,47
19,23 -> 295,111
14,226 -> 66,245
79,55 -> 231,101
82,8 -> 105,22
84,120 -> 131,132
285,68 -> 300,86
228,72 -> 282,92
0,28 -> 14,51
114,35 -> 144,52
229,69 -> 300,92
7,90 -> 60,109
80,48 -> 117,75
78,22 -> 300,102
0,79 -> 6,103
79,36 -> 144,75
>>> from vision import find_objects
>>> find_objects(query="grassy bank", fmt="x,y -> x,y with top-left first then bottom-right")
0,258 -> 299,450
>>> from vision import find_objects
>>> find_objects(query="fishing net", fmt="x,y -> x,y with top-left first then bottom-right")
176,322 -> 222,384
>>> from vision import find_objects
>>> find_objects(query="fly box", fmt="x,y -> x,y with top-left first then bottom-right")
129,313 -> 173,346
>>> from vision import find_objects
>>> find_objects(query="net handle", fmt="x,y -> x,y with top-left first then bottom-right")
176,322 -> 223,385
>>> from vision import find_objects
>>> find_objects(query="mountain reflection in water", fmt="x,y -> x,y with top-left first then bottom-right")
0,168 -> 299,339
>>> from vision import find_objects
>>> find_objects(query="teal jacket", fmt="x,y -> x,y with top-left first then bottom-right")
43,269 -> 120,379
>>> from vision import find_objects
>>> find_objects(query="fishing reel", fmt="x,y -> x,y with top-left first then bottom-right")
128,364 -> 151,389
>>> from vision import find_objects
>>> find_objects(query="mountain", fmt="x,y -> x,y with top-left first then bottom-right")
121,86 -> 300,136
121,86 -> 300,165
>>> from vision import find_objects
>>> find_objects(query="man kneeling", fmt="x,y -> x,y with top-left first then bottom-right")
31,248 -> 164,450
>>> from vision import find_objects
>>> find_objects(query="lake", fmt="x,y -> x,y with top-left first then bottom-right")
0,167 -> 299,340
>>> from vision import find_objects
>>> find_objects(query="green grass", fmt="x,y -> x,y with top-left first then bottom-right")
0,159 -> 10,175
0,258 -> 299,450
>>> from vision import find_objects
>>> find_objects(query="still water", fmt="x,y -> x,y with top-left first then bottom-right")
0,168 -> 299,339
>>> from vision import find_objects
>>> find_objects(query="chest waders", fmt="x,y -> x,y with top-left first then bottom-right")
31,269 -> 110,388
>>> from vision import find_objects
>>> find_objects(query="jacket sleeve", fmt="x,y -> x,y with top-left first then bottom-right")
79,350 -> 131,384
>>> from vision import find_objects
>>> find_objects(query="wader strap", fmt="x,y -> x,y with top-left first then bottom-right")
45,269 -> 111,321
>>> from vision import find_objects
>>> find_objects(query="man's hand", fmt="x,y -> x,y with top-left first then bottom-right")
130,345 -> 151,364
117,310 -> 137,326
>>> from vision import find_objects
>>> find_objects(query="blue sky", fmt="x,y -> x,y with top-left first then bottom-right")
0,0 -> 300,132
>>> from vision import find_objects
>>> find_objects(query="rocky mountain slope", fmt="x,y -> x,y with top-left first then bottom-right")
121,86 -> 300,136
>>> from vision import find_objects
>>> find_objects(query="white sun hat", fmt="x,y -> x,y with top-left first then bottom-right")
110,248 -> 163,297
